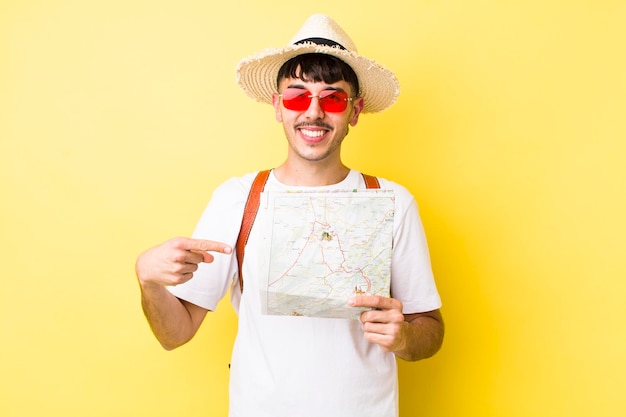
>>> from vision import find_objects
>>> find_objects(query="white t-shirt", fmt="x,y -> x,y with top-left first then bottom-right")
169,170 -> 441,417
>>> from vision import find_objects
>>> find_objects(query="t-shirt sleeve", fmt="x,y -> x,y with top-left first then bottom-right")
167,174 -> 255,311
386,181 -> 442,314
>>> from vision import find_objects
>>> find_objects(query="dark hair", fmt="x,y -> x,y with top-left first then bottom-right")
276,53 -> 360,97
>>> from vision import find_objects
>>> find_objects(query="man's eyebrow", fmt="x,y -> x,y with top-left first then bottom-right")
323,86 -> 346,92
285,83 -> 307,89
284,84 -> 346,92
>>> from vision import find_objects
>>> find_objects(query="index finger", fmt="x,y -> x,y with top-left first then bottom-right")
348,295 -> 400,310
170,237 -> 232,254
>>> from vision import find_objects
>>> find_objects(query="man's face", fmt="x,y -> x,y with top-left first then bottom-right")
272,76 -> 364,165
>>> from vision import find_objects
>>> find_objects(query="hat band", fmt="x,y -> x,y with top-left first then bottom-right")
294,37 -> 347,50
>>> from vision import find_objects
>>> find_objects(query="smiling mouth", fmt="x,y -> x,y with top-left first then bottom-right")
299,128 -> 326,138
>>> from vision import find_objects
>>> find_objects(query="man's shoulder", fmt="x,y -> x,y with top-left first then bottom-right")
366,174 -> 413,198
213,171 -> 265,195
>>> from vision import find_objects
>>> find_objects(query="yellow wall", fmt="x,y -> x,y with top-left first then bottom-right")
1,1 -> 625,416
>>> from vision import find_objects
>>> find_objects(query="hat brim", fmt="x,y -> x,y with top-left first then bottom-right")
235,42 -> 400,113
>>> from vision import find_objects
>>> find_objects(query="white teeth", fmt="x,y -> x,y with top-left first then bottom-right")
300,129 -> 325,138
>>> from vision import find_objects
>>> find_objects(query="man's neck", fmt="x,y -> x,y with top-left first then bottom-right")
273,161 -> 350,187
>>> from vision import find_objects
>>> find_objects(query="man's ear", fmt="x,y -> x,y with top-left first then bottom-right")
349,97 -> 365,127
272,93 -> 283,122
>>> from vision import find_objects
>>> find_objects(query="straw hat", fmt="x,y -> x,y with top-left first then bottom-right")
235,14 -> 400,113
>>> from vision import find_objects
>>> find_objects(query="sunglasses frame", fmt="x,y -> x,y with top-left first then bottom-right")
278,87 -> 354,113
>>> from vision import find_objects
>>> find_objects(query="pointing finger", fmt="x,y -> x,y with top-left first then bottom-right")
169,237 -> 232,255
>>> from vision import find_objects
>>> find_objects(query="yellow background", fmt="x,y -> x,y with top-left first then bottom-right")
1,1 -> 625,416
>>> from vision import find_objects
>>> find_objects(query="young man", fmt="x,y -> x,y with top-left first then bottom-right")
136,14 -> 443,417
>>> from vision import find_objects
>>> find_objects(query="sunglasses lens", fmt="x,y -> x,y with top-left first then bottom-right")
281,89 -> 311,111
281,88 -> 350,113
319,90 -> 349,112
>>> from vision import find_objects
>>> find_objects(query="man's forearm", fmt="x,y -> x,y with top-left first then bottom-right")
393,310 -> 444,362
140,283 -> 197,350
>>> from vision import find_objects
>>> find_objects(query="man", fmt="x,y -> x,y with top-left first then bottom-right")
136,14 -> 444,417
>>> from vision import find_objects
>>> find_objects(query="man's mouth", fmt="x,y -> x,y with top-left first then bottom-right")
296,122 -> 332,142
300,128 -> 326,138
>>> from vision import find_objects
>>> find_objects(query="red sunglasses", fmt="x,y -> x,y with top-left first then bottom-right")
279,88 -> 354,113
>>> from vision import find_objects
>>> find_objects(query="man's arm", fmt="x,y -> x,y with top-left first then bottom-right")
349,296 -> 444,361
395,309 -> 444,361
138,282 -> 208,350
135,237 -> 231,350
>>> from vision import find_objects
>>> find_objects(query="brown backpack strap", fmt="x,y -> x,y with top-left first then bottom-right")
235,170 -> 271,291
362,173 -> 380,189
235,170 -> 379,292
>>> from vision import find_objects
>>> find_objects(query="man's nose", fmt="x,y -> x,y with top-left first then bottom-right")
304,96 -> 325,119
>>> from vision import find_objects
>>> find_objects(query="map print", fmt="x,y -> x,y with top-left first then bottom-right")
260,189 -> 395,319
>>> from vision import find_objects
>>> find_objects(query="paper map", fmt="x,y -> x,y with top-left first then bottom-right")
259,189 -> 395,319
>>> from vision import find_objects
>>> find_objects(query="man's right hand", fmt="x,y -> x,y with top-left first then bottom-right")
135,237 -> 232,288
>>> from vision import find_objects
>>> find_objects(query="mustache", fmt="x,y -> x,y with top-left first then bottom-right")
295,121 -> 333,130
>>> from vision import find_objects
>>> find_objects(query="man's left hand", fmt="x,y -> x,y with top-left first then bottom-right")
348,295 -> 406,352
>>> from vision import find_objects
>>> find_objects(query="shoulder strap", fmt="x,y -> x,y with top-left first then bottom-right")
361,173 -> 380,189
235,169 -> 271,292
235,170 -> 379,292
